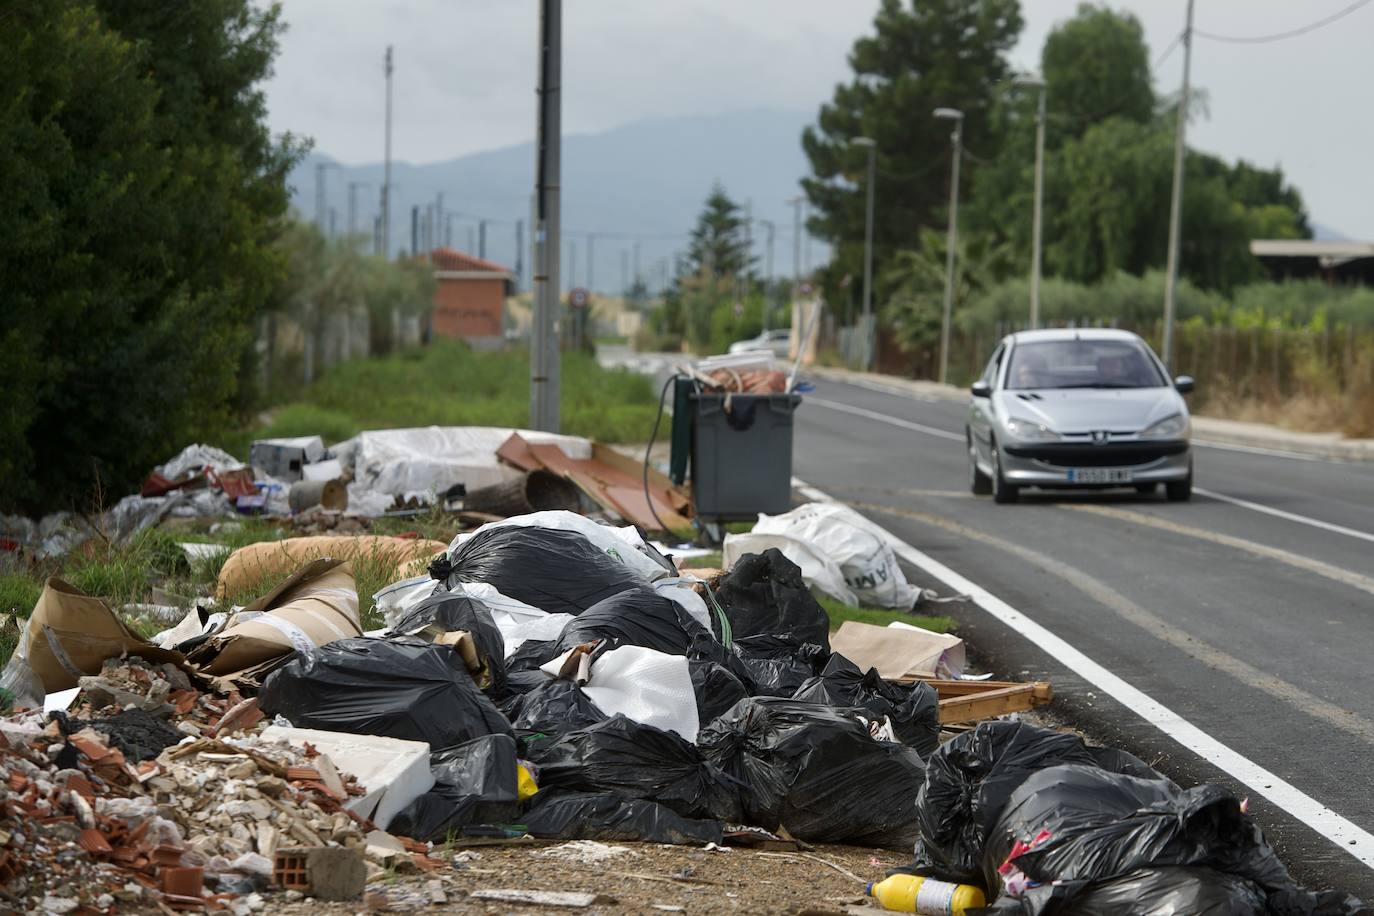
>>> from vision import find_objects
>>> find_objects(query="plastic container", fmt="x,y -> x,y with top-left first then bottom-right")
690,392 -> 801,519
866,874 -> 986,915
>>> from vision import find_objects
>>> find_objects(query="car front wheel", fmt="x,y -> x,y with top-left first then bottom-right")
969,435 -> 992,495
991,440 -> 1019,504
1166,473 -> 1192,502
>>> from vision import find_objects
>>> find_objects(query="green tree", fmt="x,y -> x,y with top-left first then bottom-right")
1041,3 -> 1154,141
686,183 -> 754,280
0,0 -> 301,514
801,0 -> 1024,303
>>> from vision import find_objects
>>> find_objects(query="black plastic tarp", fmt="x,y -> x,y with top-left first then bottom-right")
388,735 -> 520,842
729,634 -> 830,697
442,527 -> 645,615
697,697 -> 924,847
982,764 -> 1364,916
714,549 -> 831,650
389,592 -> 506,693
530,714 -> 743,823
791,653 -> 940,757
259,637 -> 513,748
520,790 -> 723,846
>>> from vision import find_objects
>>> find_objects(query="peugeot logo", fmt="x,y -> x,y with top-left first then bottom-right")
1091,430 -> 1110,445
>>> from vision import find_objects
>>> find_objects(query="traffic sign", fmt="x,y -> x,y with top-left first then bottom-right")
569,287 -> 591,309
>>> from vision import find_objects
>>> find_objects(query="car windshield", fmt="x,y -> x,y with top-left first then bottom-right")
1005,339 -> 1165,390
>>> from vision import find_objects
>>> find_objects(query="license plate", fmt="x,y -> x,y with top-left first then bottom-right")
1067,467 -> 1133,484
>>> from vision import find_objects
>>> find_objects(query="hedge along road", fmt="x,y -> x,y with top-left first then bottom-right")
794,376 -> 1374,899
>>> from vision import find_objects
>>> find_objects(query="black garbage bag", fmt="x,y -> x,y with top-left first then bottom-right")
520,790 -> 723,846
444,527 -> 644,615
911,720 -> 1158,885
792,653 -> 940,757
983,765 -> 1364,916
982,866 -> 1269,915
388,735 -> 520,842
714,549 -> 831,650
697,697 -> 924,846
730,634 -> 831,697
389,592 -> 506,693
501,676 -> 608,758
554,587 -> 717,658
259,638 -> 513,748
689,659 -> 750,725
530,715 -> 743,822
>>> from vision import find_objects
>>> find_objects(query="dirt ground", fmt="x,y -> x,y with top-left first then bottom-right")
270,840 -> 907,915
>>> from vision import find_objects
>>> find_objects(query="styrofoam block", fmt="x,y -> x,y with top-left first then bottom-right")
260,726 -> 433,830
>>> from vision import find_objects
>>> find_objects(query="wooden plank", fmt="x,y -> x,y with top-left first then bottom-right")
937,682 -> 1053,724
898,677 -> 1025,698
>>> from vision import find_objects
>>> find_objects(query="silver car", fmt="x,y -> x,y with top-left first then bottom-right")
966,329 -> 1194,503
727,328 -> 792,358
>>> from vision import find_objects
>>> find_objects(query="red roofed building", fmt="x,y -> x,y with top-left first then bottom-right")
427,247 -> 513,347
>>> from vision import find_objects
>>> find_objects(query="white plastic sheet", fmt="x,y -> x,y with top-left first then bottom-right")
341,426 -> 592,498
728,502 -> 921,609
541,645 -> 699,742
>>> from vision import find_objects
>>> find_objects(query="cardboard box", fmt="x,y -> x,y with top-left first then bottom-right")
250,436 -> 326,482
828,620 -> 966,680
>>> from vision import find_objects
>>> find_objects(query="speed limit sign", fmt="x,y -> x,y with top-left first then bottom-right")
569,287 -> 591,309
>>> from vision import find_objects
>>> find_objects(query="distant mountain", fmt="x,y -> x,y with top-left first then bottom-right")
1311,222 -> 1350,242
288,109 -> 826,292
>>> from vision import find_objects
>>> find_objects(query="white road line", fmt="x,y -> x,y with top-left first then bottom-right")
790,475 -> 1374,870
805,396 -> 965,442
1194,486 -> 1374,545
1192,438 -> 1346,463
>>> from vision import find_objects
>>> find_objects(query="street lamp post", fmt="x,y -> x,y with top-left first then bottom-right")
1015,75 -> 1047,330
851,137 -> 877,370
934,108 -> 964,385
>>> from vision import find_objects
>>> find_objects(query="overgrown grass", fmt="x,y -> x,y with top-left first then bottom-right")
816,595 -> 955,634
244,340 -> 659,449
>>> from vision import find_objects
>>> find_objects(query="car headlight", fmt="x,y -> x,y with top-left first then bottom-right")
1003,415 -> 1059,441
1140,413 -> 1189,439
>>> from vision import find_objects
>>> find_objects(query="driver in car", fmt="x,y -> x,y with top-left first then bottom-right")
1013,353 -> 1048,388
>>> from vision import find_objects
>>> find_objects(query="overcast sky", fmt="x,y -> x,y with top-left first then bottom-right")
262,0 -> 1374,238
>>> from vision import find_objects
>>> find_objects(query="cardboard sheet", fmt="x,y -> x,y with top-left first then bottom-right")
828,620 -> 966,680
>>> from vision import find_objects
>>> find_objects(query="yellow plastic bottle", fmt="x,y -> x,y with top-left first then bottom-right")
866,874 -> 987,915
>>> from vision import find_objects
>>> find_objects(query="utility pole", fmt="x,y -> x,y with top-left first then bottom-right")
633,242 -> 641,288
1029,78 -> 1048,329
410,205 -> 419,258
586,234 -> 595,292
347,181 -> 368,241
759,219 -> 775,329
786,195 -> 803,295
621,249 -> 629,296
802,201 -> 812,275
435,193 -> 444,249
1162,0 -> 1195,372
530,0 -> 562,432
328,207 -> 337,238
515,220 -> 524,291
479,220 -> 487,260
852,137 -> 877,369
934,107 -> 964,385
314,162 -> 338,233
382,46 -> 394,259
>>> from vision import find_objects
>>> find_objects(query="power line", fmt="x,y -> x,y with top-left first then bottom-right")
1153,30 -> 1185,69
1194,0 -> 1371,44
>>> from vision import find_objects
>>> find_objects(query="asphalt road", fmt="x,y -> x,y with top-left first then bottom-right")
793,376 -> 1374,899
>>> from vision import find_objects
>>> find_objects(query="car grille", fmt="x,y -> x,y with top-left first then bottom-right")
1005,443 -> 1187,467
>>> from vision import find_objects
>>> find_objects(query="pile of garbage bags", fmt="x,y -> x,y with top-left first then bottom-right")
905,720 -> 1364,915
245,512 -> 942,848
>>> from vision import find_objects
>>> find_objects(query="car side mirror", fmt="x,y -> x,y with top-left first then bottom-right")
1174,375 -> 1195,394
970,380 -> 992,398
